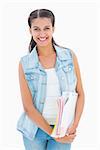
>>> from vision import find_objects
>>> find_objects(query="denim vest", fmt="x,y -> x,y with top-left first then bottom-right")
17,45 -> 77,141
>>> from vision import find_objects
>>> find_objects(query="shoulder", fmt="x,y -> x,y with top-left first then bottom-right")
20,55 -> 28,70
60,45 -> 74,58
19,49 -> 37,73
18,52 -> 34,79
70,49 -> 78,66
20,53 -> 29,64
70,49 -> 81,78
56,45 -> 73,60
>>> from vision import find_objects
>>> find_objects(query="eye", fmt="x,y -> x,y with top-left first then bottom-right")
44,27 -> 50,30
34,28 -> 40,31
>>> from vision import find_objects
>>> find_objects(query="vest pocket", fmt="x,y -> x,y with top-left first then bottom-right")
25,73 -> 39,92
62,63 -> 75,84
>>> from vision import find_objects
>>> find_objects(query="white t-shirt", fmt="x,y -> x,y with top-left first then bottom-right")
42,68 -> 61,125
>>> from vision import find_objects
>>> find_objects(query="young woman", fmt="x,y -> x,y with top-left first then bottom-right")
17,9 -> 85,150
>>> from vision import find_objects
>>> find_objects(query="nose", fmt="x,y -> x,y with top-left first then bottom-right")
39,31 -> 46,37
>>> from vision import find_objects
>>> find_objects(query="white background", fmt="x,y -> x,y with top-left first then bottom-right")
0,0 -> 100,150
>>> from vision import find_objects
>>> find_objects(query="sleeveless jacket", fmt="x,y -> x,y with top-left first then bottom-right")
17,44 -> 77,141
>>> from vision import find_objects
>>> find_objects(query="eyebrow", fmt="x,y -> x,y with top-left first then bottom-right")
33,25 -> 51,28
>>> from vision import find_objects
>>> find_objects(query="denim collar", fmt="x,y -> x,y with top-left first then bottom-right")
28,44 -> 71,72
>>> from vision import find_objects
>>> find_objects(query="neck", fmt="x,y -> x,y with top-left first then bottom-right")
36,44 -> 55,57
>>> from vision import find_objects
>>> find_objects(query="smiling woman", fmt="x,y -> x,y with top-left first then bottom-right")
28,9 -> 57,53
17,9 -> 85,150
30,18 -> 54,47
30,18 -> 54,46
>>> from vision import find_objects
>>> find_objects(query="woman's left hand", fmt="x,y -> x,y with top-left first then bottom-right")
67,123 -> 77,135
54,133 -> 76,143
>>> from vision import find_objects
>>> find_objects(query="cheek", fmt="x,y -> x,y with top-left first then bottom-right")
48,30 -> 53,36
32,32 -> 39,39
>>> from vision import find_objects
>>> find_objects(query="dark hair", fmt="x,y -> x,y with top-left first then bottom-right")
28,9 -> 59,52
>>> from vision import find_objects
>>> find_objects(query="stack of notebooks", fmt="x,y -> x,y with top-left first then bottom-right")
51,91 -> 78,138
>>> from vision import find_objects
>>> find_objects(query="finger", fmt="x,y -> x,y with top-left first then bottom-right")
71,133 -> 76,137
67,128 -> 71,133
69,128 -> 76,134
68,134 -> 76,139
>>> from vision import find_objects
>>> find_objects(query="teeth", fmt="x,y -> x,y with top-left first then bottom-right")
39,38 -> 47,41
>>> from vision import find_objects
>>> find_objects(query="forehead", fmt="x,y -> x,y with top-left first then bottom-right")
31,17 -> 52,27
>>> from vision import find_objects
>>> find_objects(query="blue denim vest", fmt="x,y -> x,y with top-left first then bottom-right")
17,45 -> 77,141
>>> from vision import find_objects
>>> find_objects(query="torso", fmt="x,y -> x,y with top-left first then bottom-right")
42,67 -> 61,125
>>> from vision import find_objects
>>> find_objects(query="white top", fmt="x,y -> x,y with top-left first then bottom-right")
42,68 -> 61,125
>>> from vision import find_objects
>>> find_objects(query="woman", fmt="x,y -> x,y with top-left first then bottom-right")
17,9 -> 85,150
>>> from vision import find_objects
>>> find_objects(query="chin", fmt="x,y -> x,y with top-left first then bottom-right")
38,43 -> 49,47
37,40 -> 51,47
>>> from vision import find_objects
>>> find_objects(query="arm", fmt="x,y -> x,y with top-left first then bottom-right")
67,51 -> 85,134
55,51 -> 85,143
19,62 -> 52,135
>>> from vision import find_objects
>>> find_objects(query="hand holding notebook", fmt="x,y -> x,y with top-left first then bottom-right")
51,91 -> 78,138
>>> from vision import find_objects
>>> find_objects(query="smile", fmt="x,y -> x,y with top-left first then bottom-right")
38,37 -> 48,42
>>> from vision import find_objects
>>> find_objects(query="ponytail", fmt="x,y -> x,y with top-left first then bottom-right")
29,37 -> 36,53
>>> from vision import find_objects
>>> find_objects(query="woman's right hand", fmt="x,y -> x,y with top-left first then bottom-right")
54,133 -> 76,143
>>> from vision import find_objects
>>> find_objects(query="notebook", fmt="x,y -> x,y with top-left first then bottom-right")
51,91 -> 78,138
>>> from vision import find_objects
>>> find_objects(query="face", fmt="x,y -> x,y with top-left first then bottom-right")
29,17 -> 54,47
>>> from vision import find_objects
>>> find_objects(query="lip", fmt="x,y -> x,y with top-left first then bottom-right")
38,37 -> 48,42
